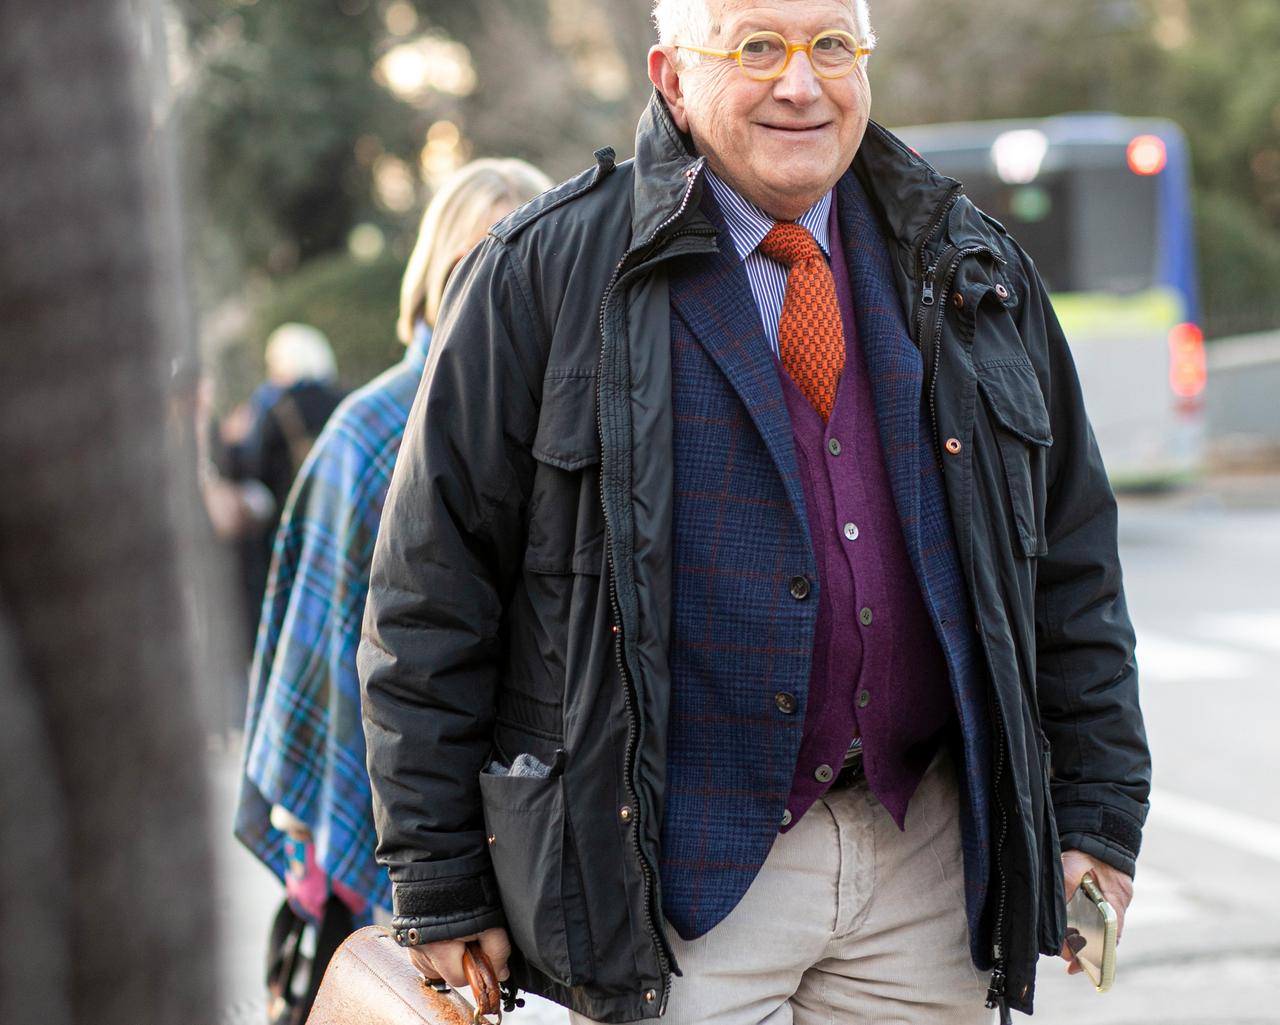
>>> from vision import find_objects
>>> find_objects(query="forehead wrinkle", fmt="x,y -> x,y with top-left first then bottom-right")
714,0 -> 858,43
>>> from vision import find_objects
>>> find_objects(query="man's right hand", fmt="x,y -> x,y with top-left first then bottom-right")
405,927 -> 512,988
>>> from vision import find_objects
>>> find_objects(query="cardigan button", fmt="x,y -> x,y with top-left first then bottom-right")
857,688 -> 871,709
814,764 -> 834,783
780,809 -> 793,828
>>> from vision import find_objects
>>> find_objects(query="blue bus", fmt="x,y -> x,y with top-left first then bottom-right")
896,113 -> 1207,487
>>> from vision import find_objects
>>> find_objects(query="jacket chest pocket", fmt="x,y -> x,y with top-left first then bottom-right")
525,371 -> 604,577
976,361 -> 1053,558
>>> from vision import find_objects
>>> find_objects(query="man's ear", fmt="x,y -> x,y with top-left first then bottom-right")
648,45 -> 691,133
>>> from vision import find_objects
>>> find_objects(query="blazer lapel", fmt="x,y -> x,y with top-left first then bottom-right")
837,174 -> 925,559
667,216 -> 807,527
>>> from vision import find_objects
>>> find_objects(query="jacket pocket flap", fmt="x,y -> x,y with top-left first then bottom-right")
532,371 -> 600,471
976,362 -> 1053,447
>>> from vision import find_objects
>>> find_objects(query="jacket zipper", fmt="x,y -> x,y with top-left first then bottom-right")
985,701 -> 1012,1022
909,187 -> 1012,1015
594,158 -> 707,1015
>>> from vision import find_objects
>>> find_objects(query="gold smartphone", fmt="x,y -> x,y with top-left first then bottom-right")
1065,873 -> 1117,992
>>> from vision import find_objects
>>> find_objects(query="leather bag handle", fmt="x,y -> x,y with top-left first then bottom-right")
461,941 -> 502,1023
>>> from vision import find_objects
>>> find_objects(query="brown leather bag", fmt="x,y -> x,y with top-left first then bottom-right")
305,926 -> 507,1024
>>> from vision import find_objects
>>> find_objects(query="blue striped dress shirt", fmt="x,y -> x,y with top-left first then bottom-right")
703,168 -> 833,357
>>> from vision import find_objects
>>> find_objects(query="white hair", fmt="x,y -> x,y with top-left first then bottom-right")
264,322 -> 337,385
653,0 -> 873,65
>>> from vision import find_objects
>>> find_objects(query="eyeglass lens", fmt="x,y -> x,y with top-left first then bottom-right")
739,31 -> 861,79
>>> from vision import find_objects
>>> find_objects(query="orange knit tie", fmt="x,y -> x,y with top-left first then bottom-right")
759,222 -> 845,422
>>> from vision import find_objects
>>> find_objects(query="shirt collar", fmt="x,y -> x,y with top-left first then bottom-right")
704,168 -> 832,262
407,320 -> 432,367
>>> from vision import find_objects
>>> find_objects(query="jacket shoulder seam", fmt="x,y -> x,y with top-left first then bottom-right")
491,150 -> 619,244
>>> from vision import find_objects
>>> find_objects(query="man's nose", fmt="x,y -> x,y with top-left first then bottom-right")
772,49 -> 823,103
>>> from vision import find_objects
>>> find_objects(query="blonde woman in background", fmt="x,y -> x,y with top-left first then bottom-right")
234,158 -> 552,1024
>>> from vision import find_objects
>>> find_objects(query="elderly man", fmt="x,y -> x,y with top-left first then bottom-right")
359,0 -> 1150,1022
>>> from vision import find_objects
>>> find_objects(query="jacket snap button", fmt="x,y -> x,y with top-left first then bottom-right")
944,437 -> 962,455
995,283 -> 1010,300
951,291 -> 965,309
789,575 -> 811,600
487,833 -> 496,846
407,928 -> 420,945
619,805 -> 633,821
775,691 -> 797,715
643,989 -> 657,1003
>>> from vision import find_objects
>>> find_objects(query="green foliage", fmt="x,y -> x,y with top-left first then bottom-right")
178,0 -> 427,274
254,253 -> 405,391
1195,191 -> 1280,339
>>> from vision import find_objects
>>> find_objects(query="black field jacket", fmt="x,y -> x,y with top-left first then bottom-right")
359,94 -> 1150,1021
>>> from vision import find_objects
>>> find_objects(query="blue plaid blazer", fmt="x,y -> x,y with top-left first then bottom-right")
662,173 -> 992,961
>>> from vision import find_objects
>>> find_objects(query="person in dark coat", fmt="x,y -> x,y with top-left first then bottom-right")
214,323 -> 346,651
358,1 -> 1150,1021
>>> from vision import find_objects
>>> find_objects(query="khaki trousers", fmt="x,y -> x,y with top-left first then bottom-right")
572,749 -> 993,1025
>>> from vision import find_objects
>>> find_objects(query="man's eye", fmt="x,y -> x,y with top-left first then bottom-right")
814,36 -> 852,53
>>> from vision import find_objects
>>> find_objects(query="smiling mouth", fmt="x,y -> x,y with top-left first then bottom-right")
760,123 -> 830,134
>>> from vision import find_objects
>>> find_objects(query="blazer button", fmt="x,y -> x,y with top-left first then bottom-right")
789,575 -> 811,600
774,691 -> 797,715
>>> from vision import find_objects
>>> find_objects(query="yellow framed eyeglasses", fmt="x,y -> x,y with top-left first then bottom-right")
675,29 -> 874,81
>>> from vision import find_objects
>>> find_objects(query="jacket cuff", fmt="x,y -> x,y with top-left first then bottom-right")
391,906 -> 507,946
389,858 -> 505,945
1055,802 -> 1144,878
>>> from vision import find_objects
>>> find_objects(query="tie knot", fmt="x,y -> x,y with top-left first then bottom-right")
758,221 -> 823,268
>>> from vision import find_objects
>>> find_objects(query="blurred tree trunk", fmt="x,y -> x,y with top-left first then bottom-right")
0,1 -> 220,1023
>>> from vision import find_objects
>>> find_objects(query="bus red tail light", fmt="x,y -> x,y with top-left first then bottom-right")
1168,322 -> 1206,401
1128,134 -> 1168,176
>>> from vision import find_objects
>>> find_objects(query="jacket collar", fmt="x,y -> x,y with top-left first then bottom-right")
629,92 -> 710,250
631,93 -> 1002,268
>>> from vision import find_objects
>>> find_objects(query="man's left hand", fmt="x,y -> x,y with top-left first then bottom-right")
1059,849 -> 1134,974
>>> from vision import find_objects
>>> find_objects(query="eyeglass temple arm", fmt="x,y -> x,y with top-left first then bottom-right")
673,42 -> 740,58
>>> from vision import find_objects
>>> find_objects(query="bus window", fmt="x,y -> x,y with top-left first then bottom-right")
957,168 -> 1158,296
